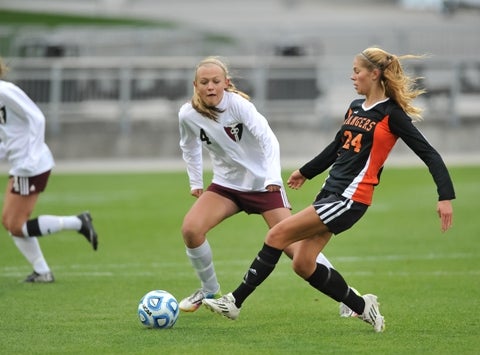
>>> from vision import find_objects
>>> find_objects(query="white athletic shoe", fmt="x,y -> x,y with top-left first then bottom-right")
23,271 -> 55,283
339,287 -> 360,318
179,288 -> 222,312
359,294 -> 385,332
202,292 -> 240,320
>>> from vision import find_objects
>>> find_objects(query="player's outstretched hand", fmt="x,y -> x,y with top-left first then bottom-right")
287,170 -> 307,190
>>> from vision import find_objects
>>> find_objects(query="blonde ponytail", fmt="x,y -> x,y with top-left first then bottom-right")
360,47 -> 426,121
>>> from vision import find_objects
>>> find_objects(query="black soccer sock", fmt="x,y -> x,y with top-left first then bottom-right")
306,263 -> 365,315
343,288 -> 365,315
232,243 -> 282,308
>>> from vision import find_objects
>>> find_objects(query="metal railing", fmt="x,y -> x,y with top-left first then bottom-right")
4,55 -> 479,135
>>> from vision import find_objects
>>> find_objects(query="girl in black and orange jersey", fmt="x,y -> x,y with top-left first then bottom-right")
202,47 -> 455,333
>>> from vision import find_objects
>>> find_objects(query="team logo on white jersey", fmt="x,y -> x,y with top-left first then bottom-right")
0,106 -> 6,124
224,123 -> 243,142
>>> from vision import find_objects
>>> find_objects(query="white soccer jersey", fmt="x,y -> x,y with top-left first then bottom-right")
179,91 -> 282,192
0,80 -> 54,176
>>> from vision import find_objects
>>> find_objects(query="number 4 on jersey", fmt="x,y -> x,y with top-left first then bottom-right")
200,129 -> 212,145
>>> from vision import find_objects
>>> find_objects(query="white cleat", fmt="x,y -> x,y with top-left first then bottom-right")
359,294 -> 385,333
202,292 -> 240,320
179,288 -> 222,312
24,271 -> 55,283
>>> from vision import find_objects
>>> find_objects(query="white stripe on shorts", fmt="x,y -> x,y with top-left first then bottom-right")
13,176 -> 30,195
315,198 -> 354,224
280,188 -> 291,209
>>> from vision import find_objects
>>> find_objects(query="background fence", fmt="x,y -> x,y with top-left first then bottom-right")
3,54 -> 478,162
6,54 -> 480,128
0,0 -> 479,162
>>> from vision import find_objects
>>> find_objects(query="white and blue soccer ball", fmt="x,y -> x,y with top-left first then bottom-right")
138,290 -> 179,329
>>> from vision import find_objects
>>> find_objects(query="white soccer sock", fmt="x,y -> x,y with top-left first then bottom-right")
316,252 -> 334,269
22,215 -> 82,236
12,235 -> 50,274
186,240 -> 220,294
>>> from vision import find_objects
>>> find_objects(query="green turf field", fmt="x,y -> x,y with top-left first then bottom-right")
0,166 -> 478,354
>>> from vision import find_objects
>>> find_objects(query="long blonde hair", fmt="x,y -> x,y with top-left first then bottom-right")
191,56 -> 250,121
359,47 -> 425,121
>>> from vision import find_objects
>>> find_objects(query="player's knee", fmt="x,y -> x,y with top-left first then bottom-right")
2,212 -> 24,236
265,225 -> 289,250
181,222 -> 206,248
4,221 -> 24,237
291,257 -> 315,279
181,223 -> 194,240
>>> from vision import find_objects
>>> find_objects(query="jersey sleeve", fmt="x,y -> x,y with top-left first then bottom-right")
178,106 -> 204,190
388,108 -> 456,201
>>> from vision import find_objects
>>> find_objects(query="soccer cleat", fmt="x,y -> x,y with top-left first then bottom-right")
202,292 -> 240,320
24,271 -> 55,283
359,294 -> 385,332
179,288 -> 222,312
78,212 -> 98,251
339,287 -> 360,318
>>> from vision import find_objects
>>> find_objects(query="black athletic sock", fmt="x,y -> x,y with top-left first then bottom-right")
232,243 -> 282,308
343,288 -> 365,315
306,263 -> 365,314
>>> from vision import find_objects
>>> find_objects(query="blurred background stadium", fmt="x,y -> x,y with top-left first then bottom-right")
1,0 -> 479,169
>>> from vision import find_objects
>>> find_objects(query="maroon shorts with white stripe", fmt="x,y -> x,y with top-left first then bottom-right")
312,189 -> 368,235
10,170 -> 51,196
207,183 -> 291,214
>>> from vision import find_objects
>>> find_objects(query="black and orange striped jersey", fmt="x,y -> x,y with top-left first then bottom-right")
299,98 -> 456,206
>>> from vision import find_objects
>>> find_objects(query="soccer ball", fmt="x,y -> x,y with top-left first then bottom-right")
137,290 -> 179,329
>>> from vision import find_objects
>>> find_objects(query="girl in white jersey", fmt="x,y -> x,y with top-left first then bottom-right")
178,56 -> 357,316
0,58 -> 98,283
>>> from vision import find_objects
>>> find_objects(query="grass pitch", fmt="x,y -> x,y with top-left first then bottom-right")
0,166 -> 478,354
